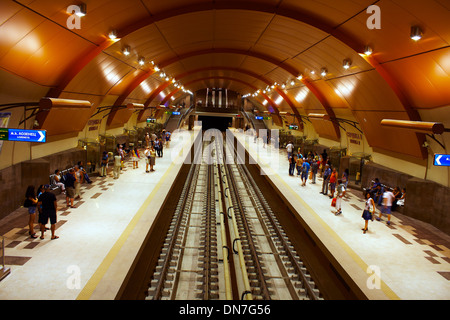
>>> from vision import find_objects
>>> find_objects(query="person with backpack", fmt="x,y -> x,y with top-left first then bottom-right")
321,164 -> 331,195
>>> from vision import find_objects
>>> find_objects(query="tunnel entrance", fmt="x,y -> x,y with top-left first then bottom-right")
197,115 -> 232,132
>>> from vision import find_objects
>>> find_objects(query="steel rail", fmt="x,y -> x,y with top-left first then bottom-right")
152,161 -> 199,299
238,159 -> 321,300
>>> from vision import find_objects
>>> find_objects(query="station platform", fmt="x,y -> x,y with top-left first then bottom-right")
233,130 -> 450,300
0,127 -> 449,300
0,128 -> 199,300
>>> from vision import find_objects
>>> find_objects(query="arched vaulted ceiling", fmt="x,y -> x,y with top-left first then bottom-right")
1,0 -> 449,160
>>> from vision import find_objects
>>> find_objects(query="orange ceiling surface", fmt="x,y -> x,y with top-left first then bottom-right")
1,0 -> 449,159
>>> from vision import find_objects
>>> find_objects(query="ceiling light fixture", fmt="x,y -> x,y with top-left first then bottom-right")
361,45 -> 373,56
343,59 -> 352,70
138,56 -> 145,65
410,26 -> 423,41
122,46 -> 130,56
297,74 -> 303,80
320,68 -> 328,77
75,3 -> 87,17
108,30 -> 119,41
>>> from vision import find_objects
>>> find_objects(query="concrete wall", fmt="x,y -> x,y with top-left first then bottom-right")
0,148 -> 87,220
406,178 -> 450,235
0,159 -> 49,220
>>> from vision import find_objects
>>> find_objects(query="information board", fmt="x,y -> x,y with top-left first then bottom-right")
8,129 -> 46,143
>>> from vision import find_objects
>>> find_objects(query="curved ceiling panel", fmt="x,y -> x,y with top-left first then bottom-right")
1,0 -> 448,160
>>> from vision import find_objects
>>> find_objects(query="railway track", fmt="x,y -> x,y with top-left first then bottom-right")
146,131 -> 322,300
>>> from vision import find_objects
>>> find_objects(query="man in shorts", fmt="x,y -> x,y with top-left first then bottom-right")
37,185 -> 58,240
376,188 -> 395,225
64,168 -> 76,208
301,159 -> 310,186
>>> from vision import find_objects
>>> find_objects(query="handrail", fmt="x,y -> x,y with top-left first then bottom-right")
0,236 -> 11,281
177,105 -> 194,129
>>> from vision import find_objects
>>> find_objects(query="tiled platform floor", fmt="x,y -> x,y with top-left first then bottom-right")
0,128 -> 198,300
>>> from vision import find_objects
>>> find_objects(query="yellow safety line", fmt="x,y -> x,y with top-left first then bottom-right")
240,135 -> 400,300
77,132 -> 195,300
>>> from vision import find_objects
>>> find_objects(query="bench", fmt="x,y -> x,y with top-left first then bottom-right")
49,168 -> 73,195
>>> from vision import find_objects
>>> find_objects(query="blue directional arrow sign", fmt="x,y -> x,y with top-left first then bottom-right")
8,129 -> 46,143
433,154 -> 450,167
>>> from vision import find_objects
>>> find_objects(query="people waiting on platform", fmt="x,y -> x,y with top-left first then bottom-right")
296,147 -> 303,161
37,184 -> 58,240
311,159 -> 318,184
367,178 -> 381,199
74,165 -> 83,199
131,147 -> 140,169
149,145 -> 156,172
113,152 -> 122,179
145,133 -> 150,147
329,168 -> 338,198
165,131 -> 171,148
77,161 -> 92,184
396,188 -> 406,207
376,187 -> 395,225
288,154 -> 296,176
374,183 -> 385,206
321,149 -> 328,167
301,159 -> 310,186
24,185 -> 38,238
321,164 -> 331,195
52,170 -> 65,192
100,151 -> 108,177
296,155 -> 303,177
64,169 -> 76,208
286,141 -> 294,160
342,168 -> 349,191
335,179 -> 346,215
391,187 -> 402,211
362,191 -> 375,234
155,138 -> 163,157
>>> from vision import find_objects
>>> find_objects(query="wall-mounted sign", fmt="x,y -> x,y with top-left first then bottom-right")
172,111 -> 181,115
2,128 -> 47,143
255,116 -> 263,120
434,154 -> 450,166
147,118 -> 156,123
289,125 -> 299,130
347,132 -> 363,145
